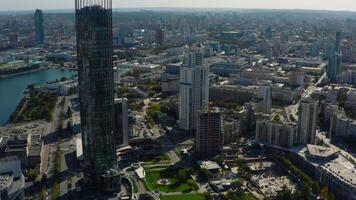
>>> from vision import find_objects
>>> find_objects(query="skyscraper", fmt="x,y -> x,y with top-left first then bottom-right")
9,33 -> 18,49
297,98 -> 318,145
155,28 -> 164,47
327,32 -> 342,82
34,9 -> 44,45
196,108 -> 224,157
265,26 -> 272,40
114,98 -> 128,147
179,45 -> 209,131
258,80 -> 272,114
75,0 -> 116,181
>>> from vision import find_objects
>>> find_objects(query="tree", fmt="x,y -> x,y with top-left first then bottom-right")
312,181 -> 321,194
27,169 -> 39,183
67,121 -> 73,136
203,192 -> 213,200
198,168 -> 213,180
328,192 -> 336,200
66,107 -> 72,118
186,179 -> 198,191
211,156 -> 224,166
231,180 -> 243,189
275,186 -> 293,200
321,186 -> 329,200
41,174 -> 47,186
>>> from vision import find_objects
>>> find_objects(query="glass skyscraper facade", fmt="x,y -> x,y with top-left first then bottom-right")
34,9 -> 44,45
75,0 -> 116,179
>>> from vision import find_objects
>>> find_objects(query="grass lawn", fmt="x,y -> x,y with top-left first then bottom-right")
160,194 -> 206,200
130,178 -> 139,193
145,170 -> 196,193
160,153 -> 171,161
53,183 -> 60,200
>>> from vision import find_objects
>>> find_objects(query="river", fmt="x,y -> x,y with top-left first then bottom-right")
0,68 -> 76,125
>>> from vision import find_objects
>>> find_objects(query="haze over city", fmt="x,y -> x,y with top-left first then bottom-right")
1,0 -> 356,11
0,0 -> 356,200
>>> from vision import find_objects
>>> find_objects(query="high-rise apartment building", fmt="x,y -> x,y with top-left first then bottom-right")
297,98 -> 318,144
75,0 -> 116,181
34,9 -> 44,45
179,45 -> 209,131
196,108 -> 224,156
114,98 -> 128,147
258,80 -> 272,113
255,118 -> 297,149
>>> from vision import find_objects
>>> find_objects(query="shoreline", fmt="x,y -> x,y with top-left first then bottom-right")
0,67 -> 77,125
0,67 -> 77,79
0,67 -> 47,79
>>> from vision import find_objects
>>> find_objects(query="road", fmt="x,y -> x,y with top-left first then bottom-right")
140,98 -> 181,165
39,96 -> 65,200
285,72 -> 326,122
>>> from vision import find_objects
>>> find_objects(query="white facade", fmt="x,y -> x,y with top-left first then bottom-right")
297,98 -> 318,144
179,46 -> 209,131
0,156 -> 24,200
255,119 -> 297,148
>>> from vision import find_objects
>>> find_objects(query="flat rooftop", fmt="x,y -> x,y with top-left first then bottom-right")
198,160 -> 221,170
321,155 -> 356,186
307,144 -> 339,159
293,145 -> 356,187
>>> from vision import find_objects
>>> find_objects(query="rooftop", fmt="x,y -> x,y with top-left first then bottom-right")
0,173 -> 12,191
307,144 -> 340,159
198,160 -> 221,170
294,145 -> 356,187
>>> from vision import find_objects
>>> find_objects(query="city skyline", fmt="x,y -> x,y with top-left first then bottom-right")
1,0 -> 356,12
1,0 -> 356,199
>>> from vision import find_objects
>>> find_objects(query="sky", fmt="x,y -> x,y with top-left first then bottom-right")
1,0 -> 356,12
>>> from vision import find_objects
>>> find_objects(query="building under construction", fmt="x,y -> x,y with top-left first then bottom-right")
196,107 -> 224,157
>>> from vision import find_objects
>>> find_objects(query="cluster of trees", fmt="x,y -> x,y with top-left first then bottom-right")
146,102 -> 178,127
15,91 -> 57,123
277,155 -> 336,200
222,190 -> 257,200
198,168 -> 213,181
273,185 -> 335,200
114,50 -> 142,61
161,167 -> 199,191
129,101 -> 145,111
337,89 -> 348,108
137,81 -> 161,97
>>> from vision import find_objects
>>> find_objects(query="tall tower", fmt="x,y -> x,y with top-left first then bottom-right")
75,0 -> 116,180
258,80 -> 272,114
179,45 -> 209,131
297,98 -> 318,145
34,9 -> 44,45
114,98 -> 128,147
327,32 -> 342,82
196,108 -> 224,157
155,28 -> 164,47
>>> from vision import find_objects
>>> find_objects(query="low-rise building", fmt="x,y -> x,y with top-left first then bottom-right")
293,145 -> 356,200
161,63 -> 180,93
210,85 -> 256,104
255,116 -> 297,149
0,156 -> 25,200
329,109 -> 356,138
26,134 -> 42,168
272,84 -> 303,103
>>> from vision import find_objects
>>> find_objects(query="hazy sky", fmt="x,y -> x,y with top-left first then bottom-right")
1,0 -> 356,11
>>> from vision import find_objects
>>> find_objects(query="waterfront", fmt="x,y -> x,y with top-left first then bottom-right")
0,68 -> 76,125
